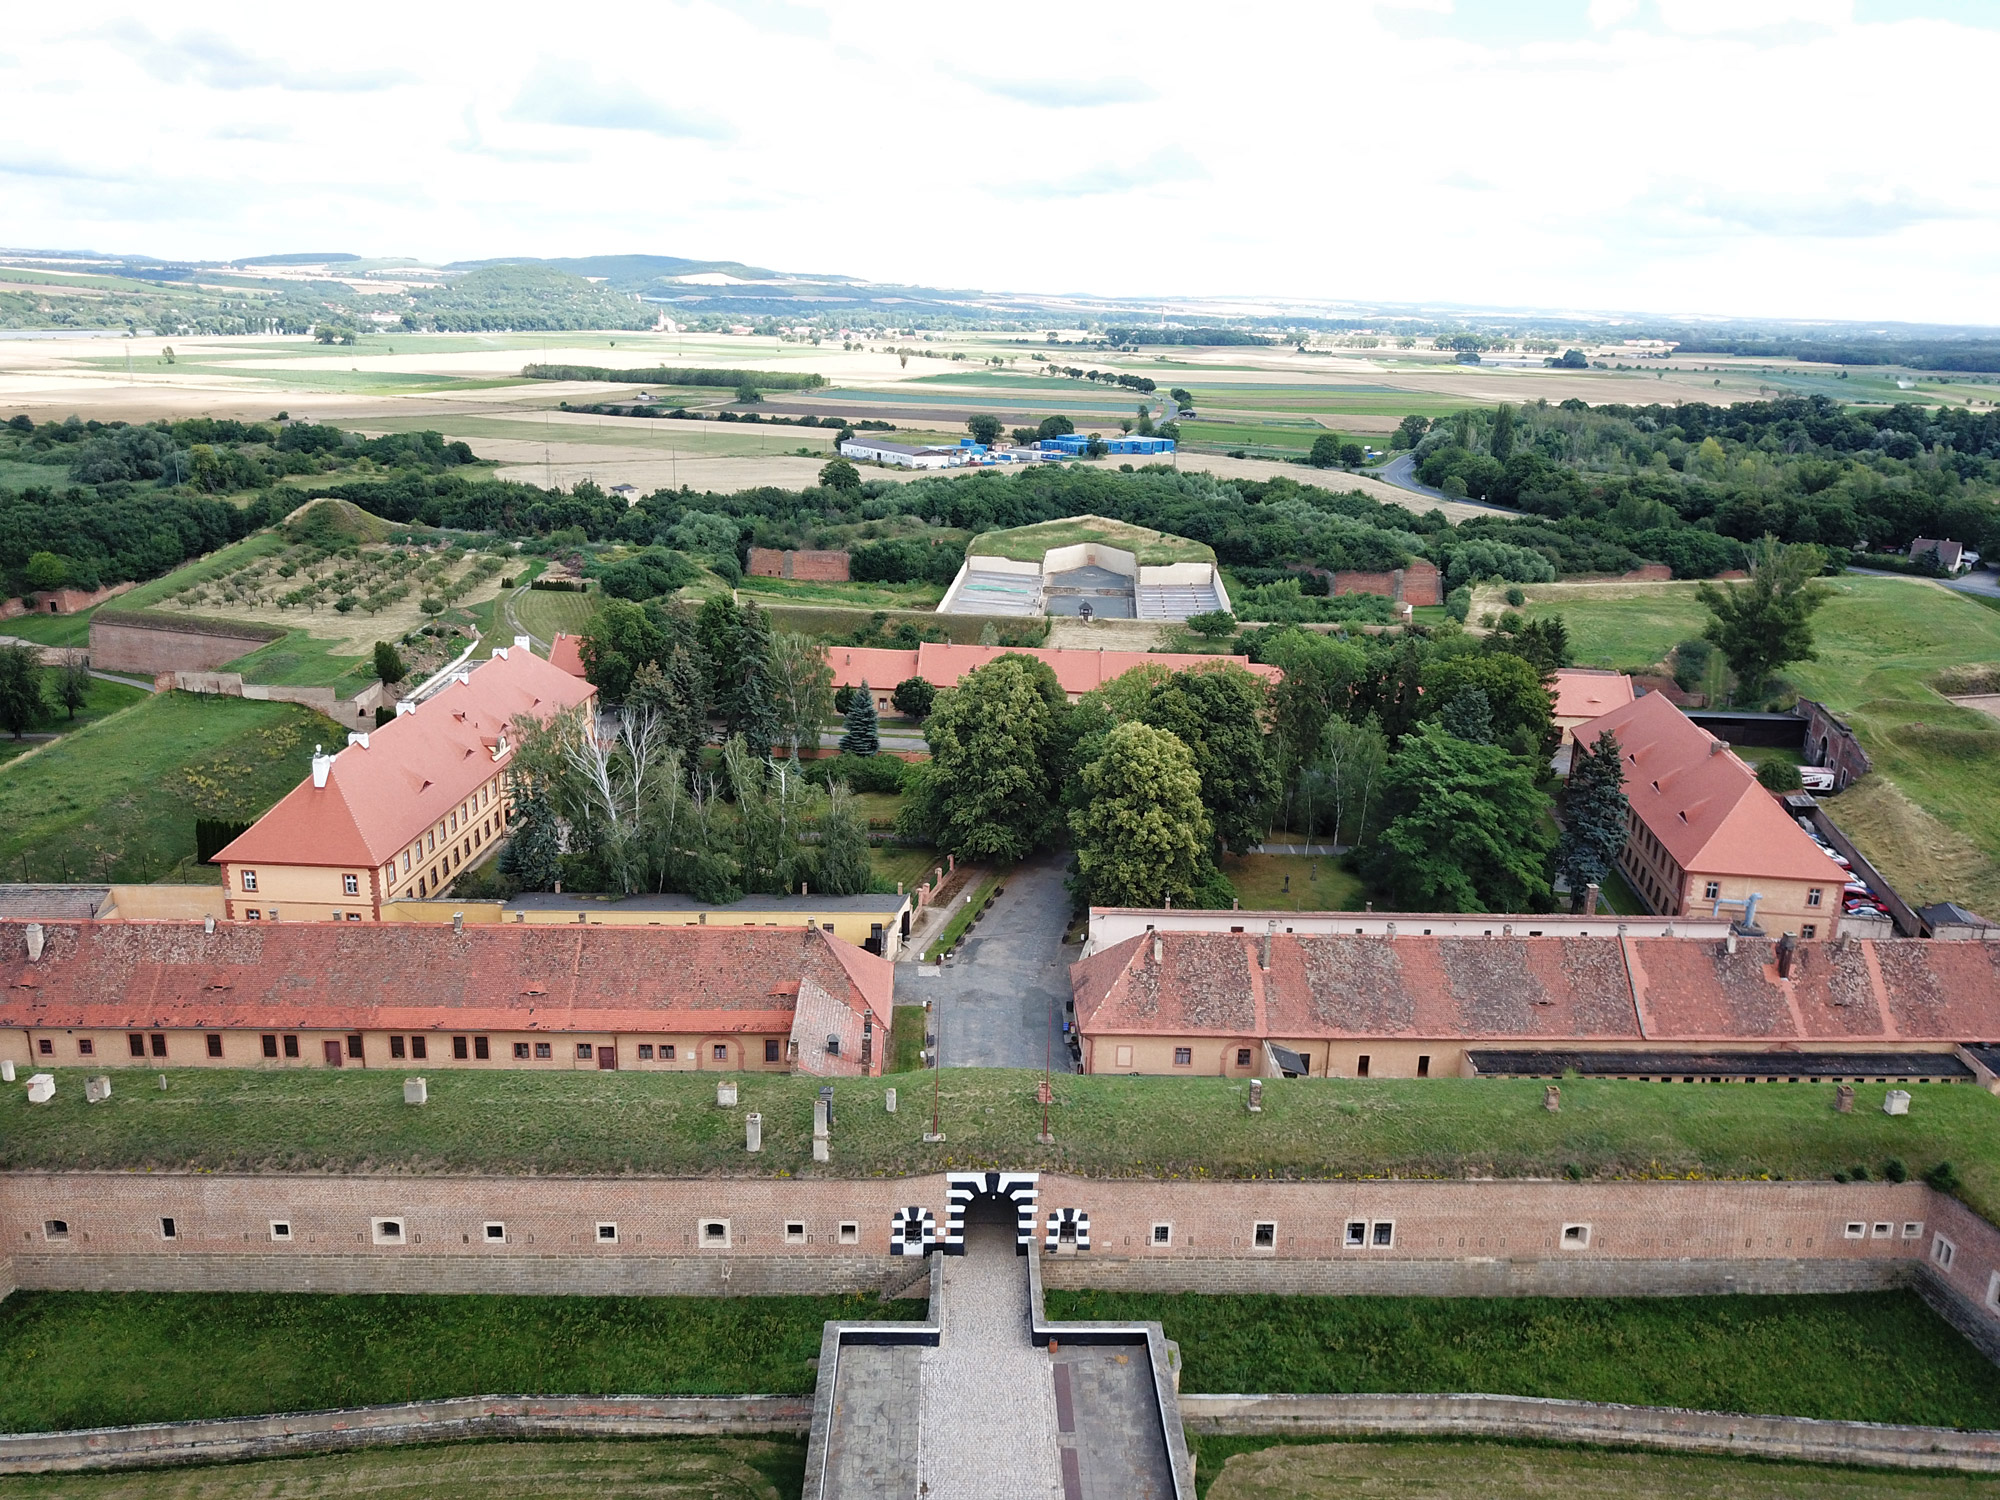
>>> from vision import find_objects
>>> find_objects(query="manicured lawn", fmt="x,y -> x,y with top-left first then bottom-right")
0,675 -> 147,766
1196,1437 -> 2000,1500
0,1440 -> 808,1500
219,628 -> 373,692
1050,1289 -> 2000,1429
889,1004 -> 929,1072
740,576 -> 946,610
510,585 -> 600,642
7,1070 -> 1999,1216
868,841 -> 937,893
0,690 -> 338,883
1220,852 -> 1367,911
0,1289 -> 909,1432
0,608 -> 95,648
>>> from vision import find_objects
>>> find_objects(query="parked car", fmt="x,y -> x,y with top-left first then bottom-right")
1799,767 -> 1836,792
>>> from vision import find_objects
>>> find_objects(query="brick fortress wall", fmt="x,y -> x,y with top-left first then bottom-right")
747,549 -> 850,583
8,1176 -> 1996,1329
88,618 -> 284,674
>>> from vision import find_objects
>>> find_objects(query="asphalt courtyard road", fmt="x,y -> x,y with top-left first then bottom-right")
896,853 -> 1074,1069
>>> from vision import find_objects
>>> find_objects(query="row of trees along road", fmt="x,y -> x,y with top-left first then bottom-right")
895,610 -> 1633,914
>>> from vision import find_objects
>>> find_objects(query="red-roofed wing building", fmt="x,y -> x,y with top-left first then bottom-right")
1551,668 -> 1635,745
1589,691 -> 1841,941
1071,929 -> 1996,1079
548,632 -> 588,679
213,647 -> 596,922
0,921 -> 891,1076
826,641 -> 1280,711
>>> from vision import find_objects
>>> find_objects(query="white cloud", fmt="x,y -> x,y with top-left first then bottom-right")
506,63 -> 732,141
1653,0 -> 1850,32
980,76 -> 1157,108
1588,0 -> 1640,27
104,22 -> 411,92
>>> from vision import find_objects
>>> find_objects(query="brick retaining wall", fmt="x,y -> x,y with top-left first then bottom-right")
89,619 -> 281,674
1179,1392 -> 2000,1472
0,1395 -> 813,1475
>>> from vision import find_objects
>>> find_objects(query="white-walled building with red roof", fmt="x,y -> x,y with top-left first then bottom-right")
213,645 -> 595,922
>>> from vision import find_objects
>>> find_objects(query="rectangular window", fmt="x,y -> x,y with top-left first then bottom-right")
577,1043 -> 594,1060
1934,1234 -> 1957,1271
597,1222 -> 620,1244
662,1043 -> 677,1060
1844,1221 -> 1866,1239
44,1219 -> 69,1241
1704,881 -> 1720,900
1357,1055 -> 1370,1077
402,852 -> 411,873
343,874 -> 359,896
1873,1222 -> 1893,1239
1346,1220 -> 1367,1247
263,1034 -> 280,1058
513,1042 -> 530,1059
473,1037 -> 489,1060
160,1217 -> 177,1240
534,1042 -> 552,1059
1807,887 -> 1823,908
638,1044 -> 654,1060
453,1036 -> 469,1060
785,1221 -> 807,1244
764,1039 -> 781,1062
1151,1223 -> 1172,1246
1173,1047 -> 1192,1066
389,1036 -> 406,1059
206,1035 -> 222,1059
270,1221 -> 291,1242
245,909 -> 260,921
1802,925 -> 1816,940
699,1219 -> 730,1248
1252,1221 -> 1276,1250
372,1218 -> 406,1246
1115,1044 -> 1134,1068
346,1035 -> 363,1060
1236,1048 -> 1252,1066
713,1044 -> 728,1062
78,1038 -> 94,1056
241,870 -> 258,892
410,1036 -> 426,1060
1903,1222 -> 1924,1239
345,912 -> 361,923
839,1221 -> 859,1244
1417,1055 -> 1430,1078
484,1222 -> 506,1243
37,1038 -> 51,1056
282,1035 -> 299,1059
1372,1221 -> 1395,1247
150,1033 -> 167,1058
1561,1223 -> 1591,1248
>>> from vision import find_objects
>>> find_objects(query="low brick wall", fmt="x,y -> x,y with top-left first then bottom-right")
0,1395 -> 812,1475
748,548 -> 850,582
1180,1392 -> 2000,1471
90,617 -> 283,674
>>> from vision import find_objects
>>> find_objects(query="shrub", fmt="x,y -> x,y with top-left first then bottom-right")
803,752 -> 907,795
1184,609 -> 1237,640
1885,1157 -> 1909,1183
892,677 -> 936,719
1444,585 -> 1472,622
1504,586 -> 1525,607
1672,637 -> 1714,693
1926,1161 -> 1962,1194
1757,760 -> 1804,792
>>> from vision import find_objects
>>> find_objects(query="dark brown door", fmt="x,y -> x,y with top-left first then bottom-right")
596,1043 -> 617,1070
322,1040 -> 343,1067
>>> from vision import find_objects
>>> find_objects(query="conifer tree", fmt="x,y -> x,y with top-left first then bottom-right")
839,679 -> 880,756
1557,728 -> 1629,913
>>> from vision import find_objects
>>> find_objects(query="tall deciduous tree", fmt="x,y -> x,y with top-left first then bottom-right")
814,782 -> 874,896
1133,664 -> 1276,856
1489,402 -> 1515,462
1557,728 -> 1628,913
966,413 -> 1003,446
0,644 -> 47,738
54,650 -> 91,721
1299,716 -> 1389,846
768,629 -> 834,761
892,676 -> 936,719
839,679 -> 880,756
899,654 -> 1068,861
1071,721 -> 1211,909
1696,535 -> 1831,703
1363,723 -> 1555,912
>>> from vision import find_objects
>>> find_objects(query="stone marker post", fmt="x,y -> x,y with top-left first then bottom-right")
1,1059 -> 14,1083
1836,1084 -> 1855,1114
745,1112 -> 763,1153
85,1075 -> 112,1104
1884,1089 -> 1912,1116
717,1080 -> 738,1108
814,1097 -> 830,1140
1247,1079 -> 1263,1113
885,1087 -> 897,1113
404,1077 -> 427,1105
27,1073 -> 54,1104
1544,1084 -> 1561,1113
813,1136 -> 830,1163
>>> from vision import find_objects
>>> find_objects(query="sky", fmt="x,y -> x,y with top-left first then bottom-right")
3,0 -> 1997,326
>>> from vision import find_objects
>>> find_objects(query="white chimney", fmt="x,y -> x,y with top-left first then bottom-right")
395,700 -> 416,717
1151,935 -> 1164,965
25,922 -> 44,962
310,745 -> 334,788
346,731 -> 370,750
514,635 -> 531,651
491,646 -> 508,660
203,915 -> 216,935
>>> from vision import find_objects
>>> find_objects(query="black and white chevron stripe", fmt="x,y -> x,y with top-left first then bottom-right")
942,1170 -> 1039,1256
1044,1207 -> 1090,1252
889,1205 -> 936,1257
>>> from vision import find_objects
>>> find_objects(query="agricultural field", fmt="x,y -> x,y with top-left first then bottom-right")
1195,1439 -> 2000,1500
7,1070 -> 1998,1218
0,1289 -> 910,1431
0,1440 -> 808,1500
0,691 -> 337,883
1495,574 -> 2000,915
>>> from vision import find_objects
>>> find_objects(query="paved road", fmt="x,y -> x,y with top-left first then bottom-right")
896,853 -> 1073,1069
1367,453 -> 1518,516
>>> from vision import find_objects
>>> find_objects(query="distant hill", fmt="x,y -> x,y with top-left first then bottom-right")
444,254 -> 785,286
234,253 -> 363,266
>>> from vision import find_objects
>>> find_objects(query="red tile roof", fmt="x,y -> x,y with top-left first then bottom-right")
214,648 -> 595,871
824,642 -> 1280,697
1073,931 -> 2000,1047
1586,691 -> 1832,882
549,633 -> 587,679
0,920 -> 890,1036
1552,668 -> 1635,722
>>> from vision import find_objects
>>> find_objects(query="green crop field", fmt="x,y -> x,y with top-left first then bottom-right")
1051,1289 -> 2000,1430
1510,574 -> 2000,913
0,1440 -> 808,1500
6,1069 -> 1997,1216
0,691 -> 338,883
1195,1438 -> 2000,1500
0,1290 -> 911,1432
